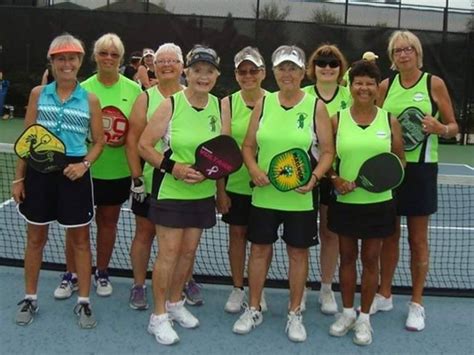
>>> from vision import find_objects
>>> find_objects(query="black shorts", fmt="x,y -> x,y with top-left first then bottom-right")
319,177 -> 334,206
148,197 -> 216,229
327,199 -> 396,239
93,176 -> 131,206
247,206 -> 318,248
396,163 -> 437,216
131,195 -> 150,218
18,157 -> 94,227
221,192 -> 252,226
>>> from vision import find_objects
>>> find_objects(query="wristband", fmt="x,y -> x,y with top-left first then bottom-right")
82,159 -> 91,169
160,156 -> 176,174
312,173 -> 320,185
12,177 -> 25,184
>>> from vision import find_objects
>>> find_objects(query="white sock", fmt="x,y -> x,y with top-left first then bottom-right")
25,294 -> 37,301
77,297 -> 90,304
321,283 -> 332,293
343,307 -> 356,318
358,312 -> 370,322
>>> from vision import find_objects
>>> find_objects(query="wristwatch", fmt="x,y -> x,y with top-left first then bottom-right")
82,159 -> 91,169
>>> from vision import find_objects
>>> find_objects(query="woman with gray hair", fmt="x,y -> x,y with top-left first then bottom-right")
13,33 -> 104,328
53,33 -> 142,300
232,45 -> 334,342
373,30 -> 458,332
125,43 -> 185,311
217,46 -> 269,314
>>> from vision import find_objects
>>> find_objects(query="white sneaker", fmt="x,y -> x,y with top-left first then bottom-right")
358,293 -> 393,315
406,302 -> 425,331
54,273 -> 78,299
288,287 -> 310,312
286,309 -> 306,342
353,318 -> 373,346
166,299 -> 199,328
329,312 -> 357,337
260,290 -> 268,313
232,305 -> 263,334
94,270 -> 113,297
319,289 -> 338,315
148,313 -> 179,345
225,288 -> 245,313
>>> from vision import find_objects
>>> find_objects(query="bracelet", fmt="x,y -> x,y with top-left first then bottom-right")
12,177 -> 25,184
159,155 -> 176,174
82,159 -> 91,169
311,173 -> 320,185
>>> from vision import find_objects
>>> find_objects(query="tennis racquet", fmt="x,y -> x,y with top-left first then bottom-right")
14,124 -> 67,173
194,135 -> 243,180
251,148 -> 312,192
398,106 -> 427,151
102,105 -> 129,146
354,152 -> 404,193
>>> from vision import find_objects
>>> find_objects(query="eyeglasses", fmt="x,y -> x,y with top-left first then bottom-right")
392,46 -> 415,56
236,68 -> 262,76
98,51 -> 120,59
314,59 -> 340,68
155,59 -> 181,65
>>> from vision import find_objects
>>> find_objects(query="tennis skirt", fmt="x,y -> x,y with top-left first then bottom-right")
327,199 -> 396,239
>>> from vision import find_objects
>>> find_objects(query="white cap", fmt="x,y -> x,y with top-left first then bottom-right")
362,51 -> 379,61
272,45 -> 305,69
234,47 -> 264,68
142,48 -> 155,57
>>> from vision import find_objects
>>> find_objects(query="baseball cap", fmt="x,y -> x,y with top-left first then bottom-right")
362,51 -> 379,61
186,46 -> 220,69
142,48 -> 155,57
272,45 -> 305,69
234,47 -> 264,68
130,51 -> 142,60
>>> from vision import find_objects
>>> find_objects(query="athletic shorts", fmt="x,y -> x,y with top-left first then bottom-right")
131,195 -> 150,218
327,199 -> 396,239
148,197 -> 216,229
18,157 -> 94,227
395,162 -> 437,216
319,177 -> 334,206
221,191 -> 252,226
93,176 -> 131,206
247,206 -> 319,248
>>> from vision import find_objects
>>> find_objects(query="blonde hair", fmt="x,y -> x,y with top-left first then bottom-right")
387,30 -> 423,70
47,33 -> 84,60
92,33 -> 125,62
306,43 -> 347,83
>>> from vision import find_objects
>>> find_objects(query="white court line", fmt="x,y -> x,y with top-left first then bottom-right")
401,224 -> 473,231
439,162 -> 474,171
0,198 -> 14,208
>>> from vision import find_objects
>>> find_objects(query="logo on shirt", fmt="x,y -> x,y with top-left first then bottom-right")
296,113 -> 308,129
413,92 -> 425,102
376,131 -> 388,139
341,101 -> 348,109
208,115 -> 218,132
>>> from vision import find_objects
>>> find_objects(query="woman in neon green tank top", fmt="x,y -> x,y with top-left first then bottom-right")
303,43 -> 350,315
233,45 -> 334,343
373,30 -> 458,332
138,45 -> 228,345
217,46 -> 269,314
327,60 -> 404,346
125,43 -> 184,311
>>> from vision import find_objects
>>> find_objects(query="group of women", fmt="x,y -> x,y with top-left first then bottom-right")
12,29 -> 458,347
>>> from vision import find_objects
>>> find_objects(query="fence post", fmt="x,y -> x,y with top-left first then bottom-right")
344,0 -> 348,25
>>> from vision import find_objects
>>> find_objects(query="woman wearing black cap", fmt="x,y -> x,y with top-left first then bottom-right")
139,45 -> 227,346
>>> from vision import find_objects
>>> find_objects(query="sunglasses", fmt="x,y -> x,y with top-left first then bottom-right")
314,58 -> 340,68
392,46 -> 415,56
98,51 -> 120,59
236,68 -> 262,76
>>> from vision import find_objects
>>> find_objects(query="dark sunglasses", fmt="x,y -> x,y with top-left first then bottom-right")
314,58 -> 340,68
235,68 -> 262,76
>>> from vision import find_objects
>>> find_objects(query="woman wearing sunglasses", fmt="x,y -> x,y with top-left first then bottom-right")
303,44 -> 350,315
217,46 -> 268,314
373,30 -> 458,331
53,33 -> 142,300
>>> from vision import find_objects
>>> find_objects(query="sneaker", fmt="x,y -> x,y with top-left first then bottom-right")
232,305 -> 263,334
16,299 -> 39,326
166,299 -> 199,328
54,272 -> 79,299
129,285 -> 148,310
225,287 -> 245,313
94,269 -> 113,297
329,312 -> 356,337
148,313 -> 180,345
319,289 -> 338,315
183,279 -> 204,306
286,308 -> 306,342
358,293 -> 393,315
288,287 -> 310,312
406,302 -> 425,331
353,318 -> 373,345
73,303 -> 97,329
260,290 -> 268,313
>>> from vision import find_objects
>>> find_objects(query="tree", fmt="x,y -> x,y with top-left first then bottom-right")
252,1 -> 290,20
311,5 -> 342,24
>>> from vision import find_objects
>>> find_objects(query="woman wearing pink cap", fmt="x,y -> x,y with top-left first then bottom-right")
12,33 -> 104,328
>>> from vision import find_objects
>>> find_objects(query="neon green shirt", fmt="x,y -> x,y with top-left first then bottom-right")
302,84 -> 351,118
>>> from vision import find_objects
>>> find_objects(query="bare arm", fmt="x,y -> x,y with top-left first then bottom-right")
125,92 -> 148,178
390,115 -> 405,167
136,66 -> 151,89
216,96 -> 232,213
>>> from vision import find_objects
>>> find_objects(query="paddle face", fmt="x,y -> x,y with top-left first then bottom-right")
398,107 -> 427,151
355,152 -> 404,193
14,124 -> 67,173
102,106 -> 129,146
194,135 -> 243,180
267,148 -> 312,192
